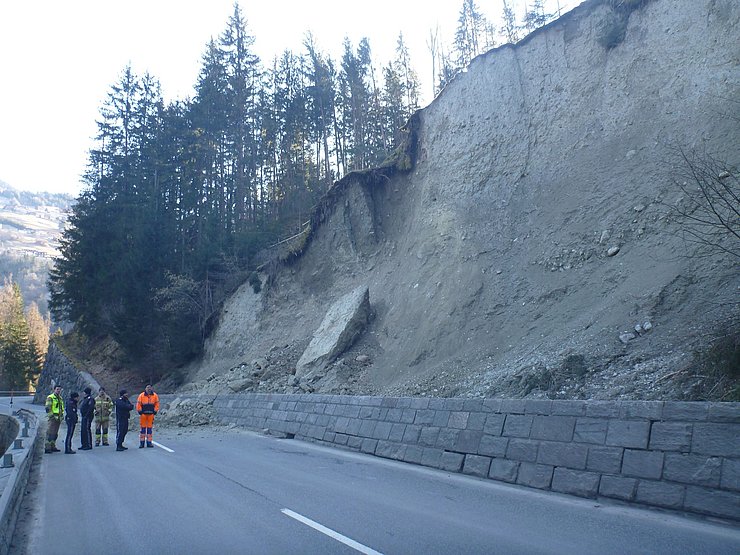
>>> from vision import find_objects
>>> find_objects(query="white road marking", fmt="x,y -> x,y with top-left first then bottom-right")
281,509 -> 383,555
152,440 -> 174,453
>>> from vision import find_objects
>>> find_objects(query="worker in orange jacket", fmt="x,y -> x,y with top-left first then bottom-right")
136,384 -> 160,448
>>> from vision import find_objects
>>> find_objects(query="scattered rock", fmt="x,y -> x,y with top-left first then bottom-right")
718,171 -> 731,180
206,373 -> 217,382
643,321 -> 653,332
619,332 -> 637,344
607,246 -> 620,257
356,355 -> 371,364
227,378 -> 254,393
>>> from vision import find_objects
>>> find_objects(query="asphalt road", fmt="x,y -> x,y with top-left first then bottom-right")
5,397 -> 740,555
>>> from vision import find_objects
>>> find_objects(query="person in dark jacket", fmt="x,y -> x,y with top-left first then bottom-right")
114,389 -> 134,451
64,392 -> 79,454
79,387 -> 95,450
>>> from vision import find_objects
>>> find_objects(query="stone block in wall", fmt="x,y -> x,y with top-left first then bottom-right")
530,415 -> 575,442
500,399 -> 526,414
489,458 -> 519,483
466,412 -> 487,431
389,423 -> 406,442
619,401 -> 663,420
418,426 -> 440,447
605,420 -> 650,449
404,445 -> 424,464
442,399 -> 465,411
585,401 -> 620,418
722,458 -> 740,492
551,469 -> 600,498
506,439 -> 539,463
448,412 -> 470,429
574,418 -> 608,444
334,433 -> 349,446
454,430 -> 483,454
503,415 -> 533,438
538,441 -> 588,470
517,463 -> 554,489
478,435 -> 508,458
663,453 -> 722,488
436,428 -> 460,449
372,421 -> 393,441
361,438 -> 378,454
463,399 -> 483,412
421,448 -> 443,468
662,402 -> 708,421
483,399 -> 502,413
587,446 -> 623,474
440,451 -> 464,472
409,398 -> 430,410
599,476 -> 637,501
401,409 -> 417,424
385,408 -> 403,422
347,436 -> 363,450
359,420 -> 377,438
692,424 -> 740,457
524,400 -> 552,415
707,403 -> 740,423
635,480 -> 685,509
375,441 -> 404,460
484,414 -> 505,436
649,422 -> 692,452
402,425 -> 421,444
622,450 -> 664,480
551,400 -> 587,416
433,411 -> 450,427
414,409 -> 436,425
684,486 -> 740,520
463,454 -> 492,478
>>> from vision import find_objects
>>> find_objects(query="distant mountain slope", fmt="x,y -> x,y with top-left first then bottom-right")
0,181 -> 73,312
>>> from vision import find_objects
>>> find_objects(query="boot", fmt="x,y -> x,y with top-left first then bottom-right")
51,446 -> 61,452
116,446 -> 125,451
65,449 -> 76,454
95,441 -> 100,446
44,447 -> 53,454
146,442 -> 154,448
139,441 -> 145,448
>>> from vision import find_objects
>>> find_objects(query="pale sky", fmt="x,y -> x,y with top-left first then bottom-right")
0,0 -> 581,196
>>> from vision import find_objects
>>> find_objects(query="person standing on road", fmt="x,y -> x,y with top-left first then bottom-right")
136,384 -> 159,448
64,392 -> 79,454
114,389 -> 134,451
44,385 -> 64,453
79,387 -> 95,450
94,387 -> 113,446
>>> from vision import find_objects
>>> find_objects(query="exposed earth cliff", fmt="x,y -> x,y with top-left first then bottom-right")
178,0 -> 739,401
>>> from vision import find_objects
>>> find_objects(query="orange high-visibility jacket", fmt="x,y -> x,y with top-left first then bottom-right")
136,391 -> 160,415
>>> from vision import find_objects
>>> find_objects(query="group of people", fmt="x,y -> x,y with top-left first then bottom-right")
44,384 -> 160,453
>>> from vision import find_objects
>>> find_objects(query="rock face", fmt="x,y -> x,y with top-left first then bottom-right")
185,0 -> 739,400
296,286 -> 370,377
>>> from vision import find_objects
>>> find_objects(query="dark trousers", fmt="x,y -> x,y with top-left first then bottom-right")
81,416 -> 93,448
116,417 -> 129,447
64,419 -> 77,452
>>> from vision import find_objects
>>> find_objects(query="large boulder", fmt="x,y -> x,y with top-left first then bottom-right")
296,286 -> 370,377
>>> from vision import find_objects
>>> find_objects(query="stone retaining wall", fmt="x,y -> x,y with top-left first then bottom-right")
33,341 -> 100,405
208,393 -> 739,521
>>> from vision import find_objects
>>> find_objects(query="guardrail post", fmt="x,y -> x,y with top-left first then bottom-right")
13,439 -> 23,450
21,423 -> 29,438
1,454 -> 13,468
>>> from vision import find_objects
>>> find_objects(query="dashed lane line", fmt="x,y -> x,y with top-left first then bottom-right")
281,508 -> 384,555
152,440 -> 174,453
